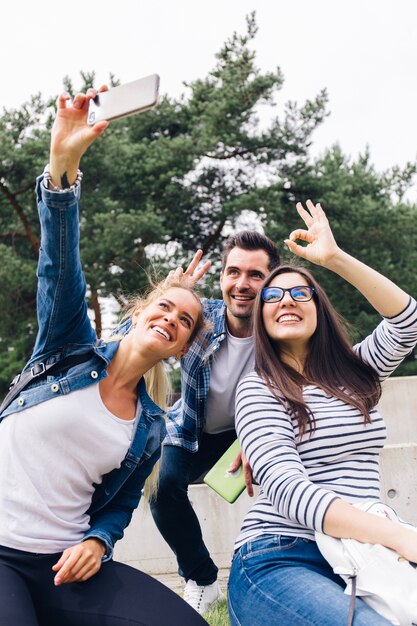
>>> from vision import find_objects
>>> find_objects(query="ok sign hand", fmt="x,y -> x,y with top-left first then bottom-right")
285,200 -> 340,267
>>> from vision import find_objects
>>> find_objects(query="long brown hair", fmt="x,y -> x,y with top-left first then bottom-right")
253,265 -> 381,437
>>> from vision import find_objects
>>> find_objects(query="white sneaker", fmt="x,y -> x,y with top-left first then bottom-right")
183,579 -> 224,614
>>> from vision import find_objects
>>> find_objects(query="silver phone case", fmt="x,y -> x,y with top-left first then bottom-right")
87,74 -> 160,125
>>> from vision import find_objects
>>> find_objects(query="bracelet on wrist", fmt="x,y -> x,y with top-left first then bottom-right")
43,164 -> 83,192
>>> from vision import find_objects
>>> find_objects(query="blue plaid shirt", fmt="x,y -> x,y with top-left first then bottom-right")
165,299 -> 227,452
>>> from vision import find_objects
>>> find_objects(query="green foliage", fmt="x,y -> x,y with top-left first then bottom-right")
201,130 -> 417,372
204,599 -> 230,626
0,245 -> 37,391
0,13 -> 416,395
265,145 -> 417,373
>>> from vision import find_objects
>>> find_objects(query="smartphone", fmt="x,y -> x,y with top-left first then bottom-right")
87,74 -> 160,125
204,439 -> 246,503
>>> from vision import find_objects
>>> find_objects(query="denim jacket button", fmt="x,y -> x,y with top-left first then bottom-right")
51,384 -> 59,393
18,397 -> 25,406
91,370 -> 98,379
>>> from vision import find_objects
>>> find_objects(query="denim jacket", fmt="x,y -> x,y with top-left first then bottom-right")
0,175 -> 166,560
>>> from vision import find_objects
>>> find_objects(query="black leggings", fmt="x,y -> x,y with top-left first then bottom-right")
0,544 -> 208,625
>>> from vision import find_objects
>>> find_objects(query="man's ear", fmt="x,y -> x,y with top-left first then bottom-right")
219,270 -> 224,291
175,344 -> 190,360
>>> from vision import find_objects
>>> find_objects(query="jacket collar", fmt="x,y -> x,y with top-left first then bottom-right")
213,301 -> 227,339
137,377 -> 165,417
98,338 -> 164,417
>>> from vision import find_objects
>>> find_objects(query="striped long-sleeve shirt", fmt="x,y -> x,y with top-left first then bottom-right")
234,297 -> 417,550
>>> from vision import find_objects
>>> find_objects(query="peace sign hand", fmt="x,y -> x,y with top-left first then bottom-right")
164,249 -> 211,289
285,200 -> 340,267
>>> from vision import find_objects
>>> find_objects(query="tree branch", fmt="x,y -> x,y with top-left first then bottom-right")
15,182 -> 35,196
201,219 -> 227,255
203,148 -> 250,160
0,231 -> 28,240
0,181 -> 39,253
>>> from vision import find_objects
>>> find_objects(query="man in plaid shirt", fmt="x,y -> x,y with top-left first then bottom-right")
150,231 -> 280,614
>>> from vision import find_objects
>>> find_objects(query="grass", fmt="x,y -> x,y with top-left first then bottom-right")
203,599 -> 231,626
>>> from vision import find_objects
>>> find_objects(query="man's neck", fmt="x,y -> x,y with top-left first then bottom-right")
225,311 -> 252,339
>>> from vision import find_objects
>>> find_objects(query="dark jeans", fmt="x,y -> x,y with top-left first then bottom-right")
150,430 -> 237,585
0,544 -> 208,626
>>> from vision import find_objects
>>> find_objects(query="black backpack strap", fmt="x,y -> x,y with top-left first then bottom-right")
0,351 -> 94,415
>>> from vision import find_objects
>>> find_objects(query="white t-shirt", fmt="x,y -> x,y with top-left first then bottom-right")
0,384 -> 137,553
204,328 -> 254,434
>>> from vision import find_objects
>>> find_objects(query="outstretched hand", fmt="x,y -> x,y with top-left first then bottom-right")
49,89 -> 109,188
284,200 -> 339,267
164,249 -> 211,289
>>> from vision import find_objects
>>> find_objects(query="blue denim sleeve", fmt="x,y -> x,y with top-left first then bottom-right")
84,450 -> 161,561
29,175 -> 96,362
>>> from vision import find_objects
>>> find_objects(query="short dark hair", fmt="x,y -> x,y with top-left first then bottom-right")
221,231 -> 280,271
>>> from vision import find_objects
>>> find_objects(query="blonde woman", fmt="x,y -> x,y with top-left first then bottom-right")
0,89 -> 209,626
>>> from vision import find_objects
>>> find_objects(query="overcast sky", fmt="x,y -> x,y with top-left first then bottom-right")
2,0 -> 416,197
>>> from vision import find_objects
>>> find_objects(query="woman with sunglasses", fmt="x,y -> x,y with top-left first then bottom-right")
0,89 -> 210,626
228,200 -> 417,626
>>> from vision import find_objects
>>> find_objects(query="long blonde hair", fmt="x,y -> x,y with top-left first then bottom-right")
120,280 -> 206,500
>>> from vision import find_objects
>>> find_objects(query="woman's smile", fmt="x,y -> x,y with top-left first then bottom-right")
262,272 -> 317,352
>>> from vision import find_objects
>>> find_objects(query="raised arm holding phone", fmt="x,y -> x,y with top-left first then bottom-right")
0,87 -> 209,626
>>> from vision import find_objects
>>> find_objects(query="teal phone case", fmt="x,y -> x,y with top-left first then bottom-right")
204,439 -> 246,503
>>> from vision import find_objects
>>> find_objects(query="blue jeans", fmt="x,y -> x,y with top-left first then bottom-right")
150,430 -> 237,585
228,535 -> 391,626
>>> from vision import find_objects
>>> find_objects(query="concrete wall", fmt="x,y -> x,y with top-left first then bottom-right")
114,376 -> 417,574
377,376 -> 417,524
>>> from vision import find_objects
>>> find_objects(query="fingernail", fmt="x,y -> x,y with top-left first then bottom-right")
73,101 -> 82,109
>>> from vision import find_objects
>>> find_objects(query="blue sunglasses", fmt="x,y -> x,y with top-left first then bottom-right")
262,285 -> 315,303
